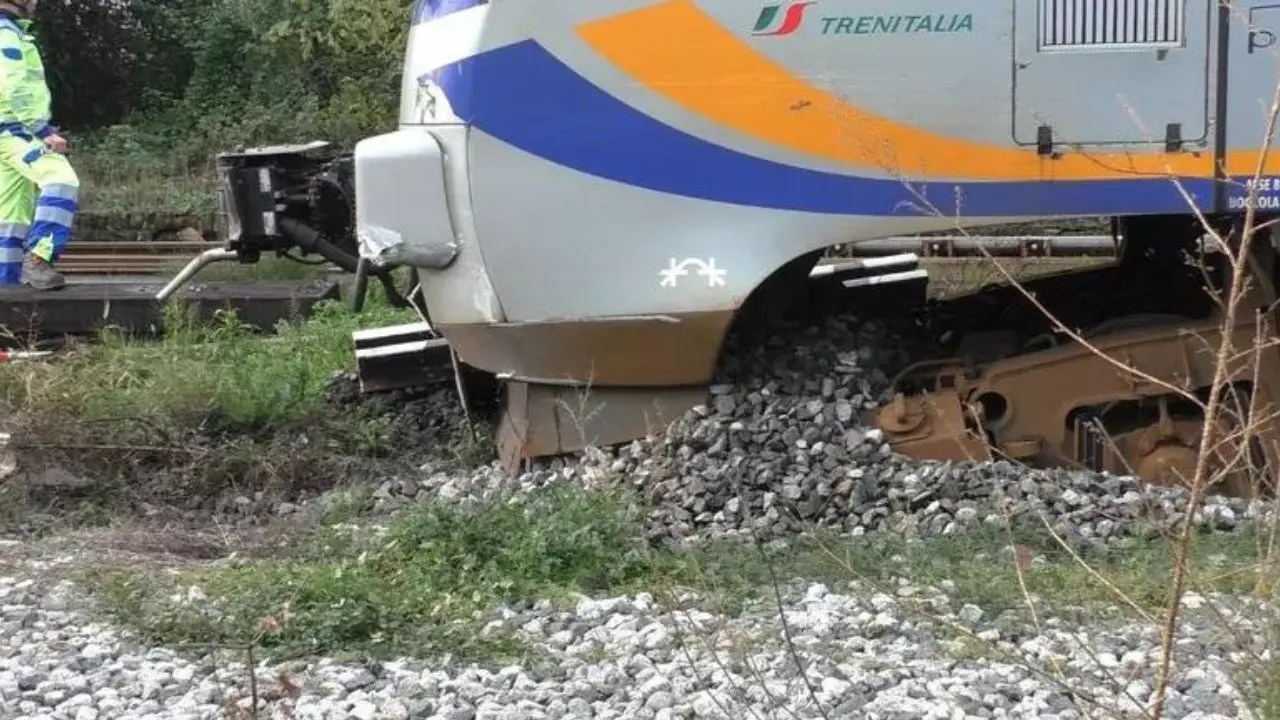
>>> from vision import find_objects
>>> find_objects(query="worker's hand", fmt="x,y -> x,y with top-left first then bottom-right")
43,134 -> 67,154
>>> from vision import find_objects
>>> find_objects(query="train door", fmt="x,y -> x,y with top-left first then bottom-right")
1012,0 -> 1212,151
1222,2 -> 1280,211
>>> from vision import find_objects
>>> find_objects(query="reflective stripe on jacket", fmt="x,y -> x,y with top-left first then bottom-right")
0,13 -> 53,141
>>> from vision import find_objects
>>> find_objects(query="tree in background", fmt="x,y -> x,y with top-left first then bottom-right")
34,0 -> 415,167
34,0 -> 206,131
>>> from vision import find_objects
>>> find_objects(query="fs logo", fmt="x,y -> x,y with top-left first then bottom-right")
752,1 -> 815,37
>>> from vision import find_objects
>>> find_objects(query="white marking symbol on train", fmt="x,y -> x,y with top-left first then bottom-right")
659,257 -> 727,288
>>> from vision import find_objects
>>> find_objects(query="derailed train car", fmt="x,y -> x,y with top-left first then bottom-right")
342,0 -> 1280,483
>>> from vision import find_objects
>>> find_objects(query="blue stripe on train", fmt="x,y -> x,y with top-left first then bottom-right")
433,40 -> 1218,217
412,0 -> 487,25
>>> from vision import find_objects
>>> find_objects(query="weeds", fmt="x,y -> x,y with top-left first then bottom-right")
74,148 -> 217,215
84,481 -> 1279,668
0,294 -> 479,535
89,484 -> 664,662
153,254 -> 339,284
319,485 -> 375,526
0,299 -> 412,441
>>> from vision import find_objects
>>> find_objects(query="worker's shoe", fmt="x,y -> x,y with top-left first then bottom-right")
21,254 -> 65,291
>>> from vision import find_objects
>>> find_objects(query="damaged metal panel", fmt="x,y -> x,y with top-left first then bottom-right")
354,129 -> 460,270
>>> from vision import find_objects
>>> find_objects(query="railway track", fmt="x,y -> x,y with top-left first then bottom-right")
26,230 -> 1252,498
57,240 -> 225,276
46,234 -> 1120,278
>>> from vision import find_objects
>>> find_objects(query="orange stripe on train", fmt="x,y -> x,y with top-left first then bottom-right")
576,0 -> 1223,182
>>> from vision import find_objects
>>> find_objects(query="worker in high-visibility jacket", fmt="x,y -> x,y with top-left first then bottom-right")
0,0 -> 75,290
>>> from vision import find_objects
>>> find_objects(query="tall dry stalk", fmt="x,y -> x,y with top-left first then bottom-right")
1147,35 -> 1280,718
865,5 -> 1280,714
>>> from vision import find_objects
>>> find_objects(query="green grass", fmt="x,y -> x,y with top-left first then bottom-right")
688,523 -> 1273,619
155,254 -> 340,283
0,297 -> 416,440
0,290 -> 465,533
74,148 -> 217,215
89,484 -> 667,663
82,477 -> 1280,666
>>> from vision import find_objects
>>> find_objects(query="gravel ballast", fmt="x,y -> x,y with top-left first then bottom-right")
0,561 -> 1262,720
392,313 -> 1272,549
4,310 -> 1277,719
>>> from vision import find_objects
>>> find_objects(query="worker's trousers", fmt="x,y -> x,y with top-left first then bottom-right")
0,132 -> 79,284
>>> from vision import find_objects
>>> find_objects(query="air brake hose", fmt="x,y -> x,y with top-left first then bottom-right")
277,216 -> 412,309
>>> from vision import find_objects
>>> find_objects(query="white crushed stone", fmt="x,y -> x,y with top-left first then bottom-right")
0,551 -> 1265,720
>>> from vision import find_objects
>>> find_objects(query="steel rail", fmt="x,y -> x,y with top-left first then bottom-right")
52,234 -> 1121,277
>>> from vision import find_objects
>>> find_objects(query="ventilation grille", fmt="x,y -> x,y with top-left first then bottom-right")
1039,0 -> 1186,49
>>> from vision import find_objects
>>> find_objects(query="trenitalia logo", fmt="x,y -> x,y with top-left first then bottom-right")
751,1 -> 815,36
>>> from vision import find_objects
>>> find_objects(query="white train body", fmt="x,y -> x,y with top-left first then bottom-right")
353,0 -> 1280,392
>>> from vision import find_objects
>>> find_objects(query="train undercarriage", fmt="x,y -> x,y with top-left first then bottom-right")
871,214 -> 1280,499
185,142 -> 1280,500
